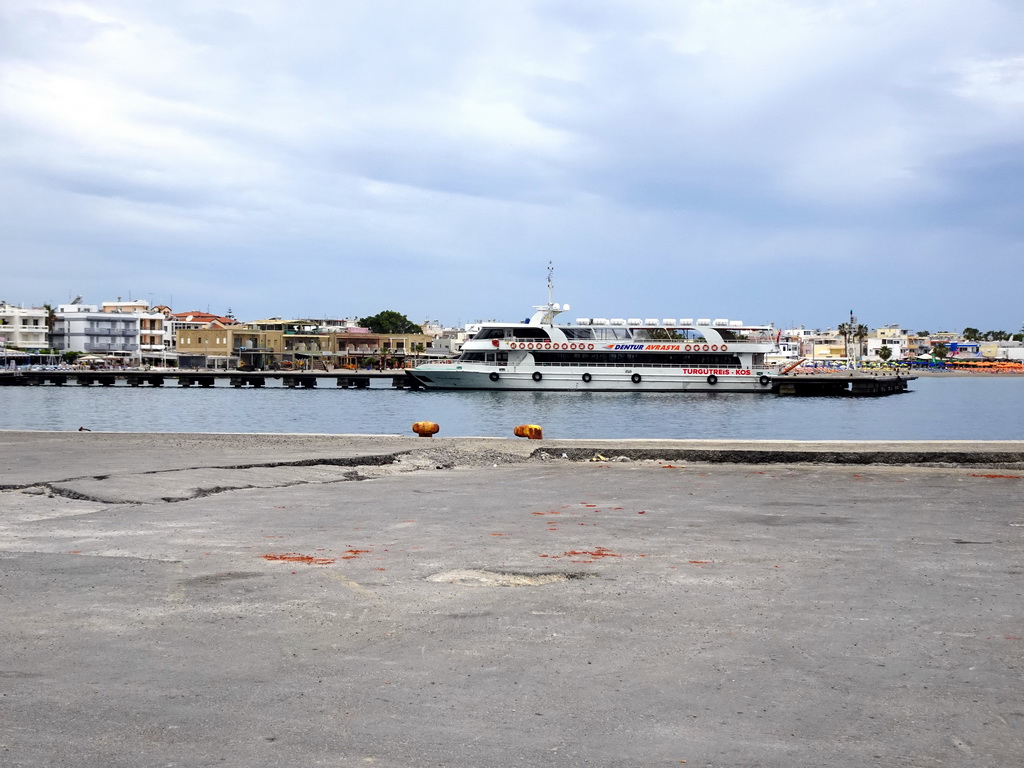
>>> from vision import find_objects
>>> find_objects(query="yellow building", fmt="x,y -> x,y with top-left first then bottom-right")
174,321 -> 236,368
228,318 -> 431,370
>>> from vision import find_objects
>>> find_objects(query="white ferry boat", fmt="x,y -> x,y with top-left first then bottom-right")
407,283 -> 782,393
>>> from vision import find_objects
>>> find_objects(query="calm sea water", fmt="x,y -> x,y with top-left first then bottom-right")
1,376 -> 1021,440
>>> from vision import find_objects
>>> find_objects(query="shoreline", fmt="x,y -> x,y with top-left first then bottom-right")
3,431 -> 1023,482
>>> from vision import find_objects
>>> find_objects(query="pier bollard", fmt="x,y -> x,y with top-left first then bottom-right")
514,424 -> 543,440
412,421 -> 440,438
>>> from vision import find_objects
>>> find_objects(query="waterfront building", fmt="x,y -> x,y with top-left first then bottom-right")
169,311 -> 239,367
52,303 -> 139,361
0,302 -> 49,351
173,316 -> 433,371
979,340 -> 1024,361
103,301 -> 169,365
808,329 -> 846,362
865,325 -> 912,361
925,333 -> 978,358
174,319 -> 236,368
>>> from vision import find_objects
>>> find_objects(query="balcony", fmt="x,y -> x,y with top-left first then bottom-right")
82,328 -> 137,337
84,343 -> 139,352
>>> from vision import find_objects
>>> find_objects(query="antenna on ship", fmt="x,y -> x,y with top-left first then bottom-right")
529,261 -> 568,325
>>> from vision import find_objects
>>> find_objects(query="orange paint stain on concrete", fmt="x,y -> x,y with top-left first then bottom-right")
261,553 -> 335,565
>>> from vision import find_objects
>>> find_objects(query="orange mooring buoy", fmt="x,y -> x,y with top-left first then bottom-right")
513,424 -> 543,440
412,421 -> 440,438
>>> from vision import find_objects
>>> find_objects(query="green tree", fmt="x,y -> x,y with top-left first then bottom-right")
853,323 -> 868,357
42,303 -> 57,350
358,310 -> 422,334
837,323 -> 852,355
916,330 -> 930,337
962,327 -> 981,341
933,343 -> 949,359
838,323 -> 869,361
877,345 -> 893,362
983,329 -> 1010,341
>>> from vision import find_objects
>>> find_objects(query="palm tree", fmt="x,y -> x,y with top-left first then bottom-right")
839,322 -> 869,364
853,324 -> 868,361
877,345 -> 893,363
42,304 -> 57,352
837,323 -> 850,354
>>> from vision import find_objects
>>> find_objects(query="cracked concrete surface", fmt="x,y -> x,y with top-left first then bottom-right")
1,431 -> 1023,767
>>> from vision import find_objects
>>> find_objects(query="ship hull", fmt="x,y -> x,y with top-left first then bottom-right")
406,366 -> 775,392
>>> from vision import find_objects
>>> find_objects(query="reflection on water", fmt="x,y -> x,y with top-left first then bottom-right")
1,377 -> 1022,439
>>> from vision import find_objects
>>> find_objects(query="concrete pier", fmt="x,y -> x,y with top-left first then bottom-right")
773,372 -> 913,396
0,370 -> 398,389
1,432 -> 1022,767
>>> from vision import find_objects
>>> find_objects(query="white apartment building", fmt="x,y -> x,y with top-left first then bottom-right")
53,303 -> 140,359
866,325 -> 910,361
0,302 -> 48,350
864,325 -> 932,361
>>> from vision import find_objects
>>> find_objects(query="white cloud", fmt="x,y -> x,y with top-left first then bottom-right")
1,0 -> 1023,328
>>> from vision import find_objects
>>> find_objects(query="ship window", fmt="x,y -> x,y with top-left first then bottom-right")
510,327 -> 550,340
473,328 -> 506,339
592,328 -> 631,340
561,327 -> 594,339
531,351 -> 741,367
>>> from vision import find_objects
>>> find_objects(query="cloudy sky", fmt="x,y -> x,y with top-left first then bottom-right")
2,0 -> 1023,331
